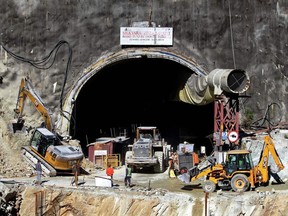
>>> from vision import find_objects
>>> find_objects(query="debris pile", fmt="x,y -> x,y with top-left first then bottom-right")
0,182 -> 24,216
0,118 -> 33,178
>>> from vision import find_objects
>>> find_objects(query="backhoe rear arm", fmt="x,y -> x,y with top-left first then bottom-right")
256,135 -> 284,183
263,135 -> 284,171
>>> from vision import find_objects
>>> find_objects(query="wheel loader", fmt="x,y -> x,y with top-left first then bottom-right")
125,126 -> 171,173
11,77 -> 84,176
179,135 -> 284,192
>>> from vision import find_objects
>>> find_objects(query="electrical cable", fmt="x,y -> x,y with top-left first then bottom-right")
251,102 -> 282,130
228,0 -> 236,69
2,41 -> 65,70
1,41 -> 74,129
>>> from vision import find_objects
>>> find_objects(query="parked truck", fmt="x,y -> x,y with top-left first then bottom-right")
125,126 -> 171,173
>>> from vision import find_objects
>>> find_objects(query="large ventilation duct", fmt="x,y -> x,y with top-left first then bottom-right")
179,69 -> 250,105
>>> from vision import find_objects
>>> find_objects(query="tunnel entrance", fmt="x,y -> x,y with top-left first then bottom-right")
69,57 -> 214,156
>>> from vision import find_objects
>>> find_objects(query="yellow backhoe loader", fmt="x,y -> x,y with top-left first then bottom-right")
179,135 -> 284,192
12,77 -> 84,176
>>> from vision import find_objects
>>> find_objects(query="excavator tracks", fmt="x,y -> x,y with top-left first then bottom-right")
21,146 -> 57,177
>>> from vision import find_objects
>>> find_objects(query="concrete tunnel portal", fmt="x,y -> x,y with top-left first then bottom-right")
65,50 -> 215,156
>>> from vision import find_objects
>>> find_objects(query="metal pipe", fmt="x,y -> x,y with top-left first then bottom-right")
179,69 -> 250,105
207,69 -> 250,94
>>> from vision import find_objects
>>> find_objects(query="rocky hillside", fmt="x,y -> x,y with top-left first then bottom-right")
0,0 -> 287,125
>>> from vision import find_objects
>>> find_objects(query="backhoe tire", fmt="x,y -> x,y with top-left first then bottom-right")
231,174 -> 250,192
203,180 -> 216,193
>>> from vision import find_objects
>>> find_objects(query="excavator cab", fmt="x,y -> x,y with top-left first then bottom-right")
30,127 -> 58,157
225,150 -> 253,175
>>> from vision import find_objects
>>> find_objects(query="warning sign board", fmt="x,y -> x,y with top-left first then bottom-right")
228,131 -> 239,143
120,27 -> 173,46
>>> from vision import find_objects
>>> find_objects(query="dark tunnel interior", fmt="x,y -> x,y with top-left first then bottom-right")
70,58 -> 214,156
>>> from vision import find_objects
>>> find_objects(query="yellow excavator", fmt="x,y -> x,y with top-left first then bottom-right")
179,135 -> 284,192
12,77 -> 55,132
12,77 -> 84,176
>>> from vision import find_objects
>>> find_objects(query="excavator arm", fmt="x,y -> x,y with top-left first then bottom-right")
12,78 -> 84,176
13,77 -> 54,132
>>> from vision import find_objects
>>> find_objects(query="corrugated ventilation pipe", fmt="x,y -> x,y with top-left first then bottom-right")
179,69 -> 250,105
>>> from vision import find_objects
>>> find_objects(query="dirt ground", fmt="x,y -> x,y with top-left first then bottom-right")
3,164 -> 288,216
2,113 -> 288,215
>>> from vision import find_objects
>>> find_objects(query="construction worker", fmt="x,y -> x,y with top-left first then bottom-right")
173,152 -> 179,173
192,152 -> 199,166
72,161 -> 80,187
168,154 -> 176,178
125,165 -> 132,187
106,164 -> 114,186
35,160 -> 42,186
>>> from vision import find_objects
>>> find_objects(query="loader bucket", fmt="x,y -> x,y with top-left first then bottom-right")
189,166 -> 200,178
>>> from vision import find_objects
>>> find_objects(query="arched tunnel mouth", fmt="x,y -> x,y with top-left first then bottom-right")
70,57 -> 214,157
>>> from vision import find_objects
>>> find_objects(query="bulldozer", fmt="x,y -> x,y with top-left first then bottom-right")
11,77 -> 84,176
179,135 -> 285,192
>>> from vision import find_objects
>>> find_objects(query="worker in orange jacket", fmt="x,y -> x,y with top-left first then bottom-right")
106,164 -> 114,186
192,152 -> 199,165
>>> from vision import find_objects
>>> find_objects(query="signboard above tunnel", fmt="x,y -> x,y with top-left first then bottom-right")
120,27 -> 173,46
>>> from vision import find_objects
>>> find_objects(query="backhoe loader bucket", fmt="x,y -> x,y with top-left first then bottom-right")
189,166 -> 200,178
178,155 -> 216,183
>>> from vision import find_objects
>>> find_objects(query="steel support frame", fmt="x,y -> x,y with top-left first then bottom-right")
213,94 -> 239,147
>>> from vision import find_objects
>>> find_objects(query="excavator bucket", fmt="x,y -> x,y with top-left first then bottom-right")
9,118 -> 25,133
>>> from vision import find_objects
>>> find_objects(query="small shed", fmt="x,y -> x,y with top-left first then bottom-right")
87,136 -> 130,168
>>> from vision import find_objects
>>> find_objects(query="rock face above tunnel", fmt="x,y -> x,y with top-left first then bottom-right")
0,0 -> 287,129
